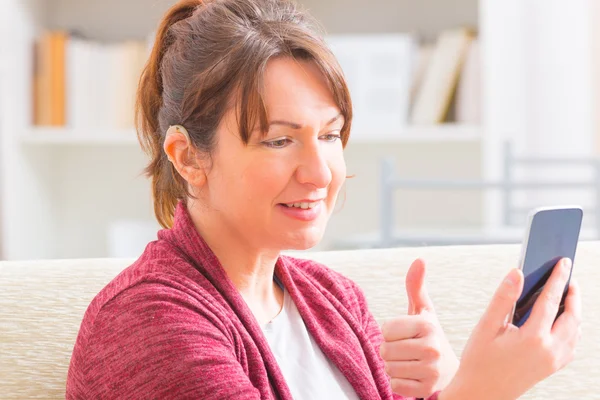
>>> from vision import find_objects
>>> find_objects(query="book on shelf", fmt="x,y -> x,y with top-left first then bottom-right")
454,38 -> 481,124
33,31 -> 149,133
410,28 -> 475,125
33,31 -> 68,126
409,43 -> 434,110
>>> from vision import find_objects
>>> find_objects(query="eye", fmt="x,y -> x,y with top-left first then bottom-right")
263,137 -> 292,148
320,131 -> 342,142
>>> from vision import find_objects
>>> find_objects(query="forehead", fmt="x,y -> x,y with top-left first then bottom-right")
261,57 -> 341,122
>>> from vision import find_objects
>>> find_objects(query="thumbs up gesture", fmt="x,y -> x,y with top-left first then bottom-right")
380,259 -> 460,398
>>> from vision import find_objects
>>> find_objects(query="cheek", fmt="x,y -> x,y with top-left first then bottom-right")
238,157 -> 292,202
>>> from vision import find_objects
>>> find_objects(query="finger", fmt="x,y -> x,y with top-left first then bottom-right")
384,360 -> 433,381
380,337 -> 439,362
382,315 -> 435,341
477,268 -> 524,336
390,378 -> 428,398
552,279 -> 582,340
526,258 -> 572,333
405,258 -> 435,315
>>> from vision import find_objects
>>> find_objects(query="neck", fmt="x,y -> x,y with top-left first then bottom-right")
187,203 -> 281,304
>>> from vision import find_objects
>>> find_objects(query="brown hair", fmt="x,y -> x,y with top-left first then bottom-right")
136,0 -> 353,228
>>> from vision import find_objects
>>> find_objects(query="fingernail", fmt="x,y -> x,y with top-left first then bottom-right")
562,258 -> 572,271
505,269 -> 518,286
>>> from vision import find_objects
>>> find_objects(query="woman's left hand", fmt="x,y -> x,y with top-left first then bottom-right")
380,259 -> 460,398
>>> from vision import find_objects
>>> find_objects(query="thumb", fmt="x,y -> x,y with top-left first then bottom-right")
478,268 -> 524,335
405,258 -> 435,315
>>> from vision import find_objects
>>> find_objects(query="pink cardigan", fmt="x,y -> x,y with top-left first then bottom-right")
66,202 -> 439,399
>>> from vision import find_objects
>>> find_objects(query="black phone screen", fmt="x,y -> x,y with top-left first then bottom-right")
512,207 -> 582,327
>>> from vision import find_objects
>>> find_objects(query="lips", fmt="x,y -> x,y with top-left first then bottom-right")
277,200 -> 323,221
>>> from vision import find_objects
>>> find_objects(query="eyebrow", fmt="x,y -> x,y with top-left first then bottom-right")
268,113 -> 343,130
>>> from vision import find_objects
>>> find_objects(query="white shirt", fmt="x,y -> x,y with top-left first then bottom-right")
262,289 -> 360,400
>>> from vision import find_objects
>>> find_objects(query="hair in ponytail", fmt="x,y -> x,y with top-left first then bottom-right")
136,0 -> 353,228
136,0 -> 200,229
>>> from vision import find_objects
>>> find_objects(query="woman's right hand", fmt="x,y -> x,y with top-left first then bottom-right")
440,258 -> 582,400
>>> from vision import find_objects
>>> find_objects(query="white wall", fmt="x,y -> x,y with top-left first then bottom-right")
524,0 -> 594,157
481,0 -> 597,232
1,0 -> 58,260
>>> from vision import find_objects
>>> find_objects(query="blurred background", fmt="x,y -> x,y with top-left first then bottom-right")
1,0 -> 600,260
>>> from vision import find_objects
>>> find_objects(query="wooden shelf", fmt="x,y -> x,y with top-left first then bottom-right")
21,128 -> 139,146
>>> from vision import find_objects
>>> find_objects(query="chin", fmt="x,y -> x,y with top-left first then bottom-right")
281,227 -> 324,251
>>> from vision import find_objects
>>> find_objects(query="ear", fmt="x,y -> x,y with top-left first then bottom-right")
163,128 -> 207,188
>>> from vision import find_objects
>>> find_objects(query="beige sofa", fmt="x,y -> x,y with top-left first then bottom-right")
1,242 -> 599,399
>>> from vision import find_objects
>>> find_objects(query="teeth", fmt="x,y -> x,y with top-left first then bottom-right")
285,201 -> 318,209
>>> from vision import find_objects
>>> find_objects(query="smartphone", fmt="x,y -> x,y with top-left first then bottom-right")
511,206 -> 583,327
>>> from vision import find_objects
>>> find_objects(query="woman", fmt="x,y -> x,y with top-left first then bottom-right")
66,0 -> 582,398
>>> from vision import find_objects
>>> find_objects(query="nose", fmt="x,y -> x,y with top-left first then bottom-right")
295,141 -> 332,189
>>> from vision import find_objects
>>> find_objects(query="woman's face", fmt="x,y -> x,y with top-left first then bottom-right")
200,57 -> 346,251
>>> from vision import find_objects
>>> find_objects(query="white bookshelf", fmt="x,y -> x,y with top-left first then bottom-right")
1,0 -> 597,260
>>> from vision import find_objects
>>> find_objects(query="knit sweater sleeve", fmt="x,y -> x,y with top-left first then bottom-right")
66,282 -> 261,400
348,280 -> 440,400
